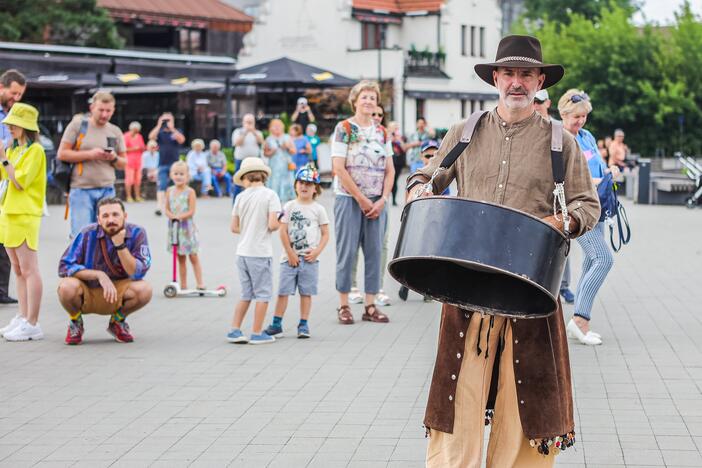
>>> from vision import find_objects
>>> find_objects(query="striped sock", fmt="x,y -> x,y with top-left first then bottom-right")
272,316 -> 283,327
112,308 -> 126,323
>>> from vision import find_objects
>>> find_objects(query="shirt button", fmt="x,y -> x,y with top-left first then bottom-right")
502,160 -> 506,164
514,339 -> 519,344
520,400 -> 525,405
512,318 -> 517,323
501,121 -> 506,127
518,380 -> 522,384
449,395 -> 453,401
515,359 -> 520,364
505,136 -> 510,141
498,184 -> 503,188
457,353 -> 462,359
459,332 -> 464,338
451,374 -> 456,380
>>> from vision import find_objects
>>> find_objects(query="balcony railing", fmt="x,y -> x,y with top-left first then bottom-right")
405,49 -> 447,78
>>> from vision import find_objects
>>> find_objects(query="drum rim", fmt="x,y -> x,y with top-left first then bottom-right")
388,254 -> 559,316
405,196 -> 568,240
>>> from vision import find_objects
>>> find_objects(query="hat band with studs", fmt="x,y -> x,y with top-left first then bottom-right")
496,56 -> 541,64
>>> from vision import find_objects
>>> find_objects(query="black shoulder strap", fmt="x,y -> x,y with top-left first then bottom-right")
550,119 -> 565,184
438,110 -> 488,169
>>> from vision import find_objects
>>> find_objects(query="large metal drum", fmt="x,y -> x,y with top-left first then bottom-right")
388,197 -> 569,318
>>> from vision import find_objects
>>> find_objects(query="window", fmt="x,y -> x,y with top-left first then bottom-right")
470,26 -> 476,57
479,100 -> 485,110
470,100 -> 476,114
179,28 -> 205,54
461,25 -> 467,56
461,99 -> 467,119
361,22 -> 387,50
479,27 -> 485,57
416,99 -> 425,121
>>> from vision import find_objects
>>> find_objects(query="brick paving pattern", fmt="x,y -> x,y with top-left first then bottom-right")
0,193 -> 700,467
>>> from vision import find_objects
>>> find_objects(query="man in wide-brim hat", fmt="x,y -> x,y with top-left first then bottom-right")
405,35 -> 600,467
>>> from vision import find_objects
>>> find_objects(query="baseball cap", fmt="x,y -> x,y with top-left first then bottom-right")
297,97 -> 308,105
534,89 -> 549,103
295,164 -> 320,184
420,139 -> 440,153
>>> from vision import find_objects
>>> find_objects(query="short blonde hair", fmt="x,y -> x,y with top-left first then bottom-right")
169,160 -> 189,179
91,91 -> 115,105
557,89 -> 592,117
146,139 -> 158,149
129,121 -> 141,131
268,118 -> 284,132
191,138 -> 205,150
348,80 -> 381,112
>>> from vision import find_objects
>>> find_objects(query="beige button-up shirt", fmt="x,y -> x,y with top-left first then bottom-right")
411,109 -> 600,236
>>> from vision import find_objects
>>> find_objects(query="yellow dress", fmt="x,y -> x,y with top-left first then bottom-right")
0,142 -> 47,250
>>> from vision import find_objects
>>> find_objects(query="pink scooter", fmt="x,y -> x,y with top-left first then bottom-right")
163,220 -> 226,298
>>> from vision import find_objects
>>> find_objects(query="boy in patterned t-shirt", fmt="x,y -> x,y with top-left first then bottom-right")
265,165 -> 329,339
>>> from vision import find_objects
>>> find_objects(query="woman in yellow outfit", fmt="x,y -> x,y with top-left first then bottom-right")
0,103 -> 46,341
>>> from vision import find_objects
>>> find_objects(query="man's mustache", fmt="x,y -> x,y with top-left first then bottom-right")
508,87 -> 527,95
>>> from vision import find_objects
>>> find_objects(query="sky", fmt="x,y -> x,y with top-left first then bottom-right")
635,0 -> 702,24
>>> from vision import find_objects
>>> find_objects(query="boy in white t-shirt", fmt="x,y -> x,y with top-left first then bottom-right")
227,158 -> 281,345
265,165 -> 329,339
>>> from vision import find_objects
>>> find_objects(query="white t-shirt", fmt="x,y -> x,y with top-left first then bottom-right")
232,185 -> 282,257
232,128 -> 263,160
280,199 -> 329,262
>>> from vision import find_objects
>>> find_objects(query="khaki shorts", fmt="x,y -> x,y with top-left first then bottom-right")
78,279 -> 133,315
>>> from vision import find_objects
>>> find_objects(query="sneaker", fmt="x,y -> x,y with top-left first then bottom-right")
107,320 -> 134,343
297,323 -> 310,339
155,209 -> 162,216
4,319 -> 44,341
126,197 -> 134,203
348,287 -> 363,304
0,295 -> 18,304
375,290 -> 391,307
0,314 -> 23,337
249,331 -> 276,345
65,320 -> 84,345
264,324 -> 284,337
226,328 -> 249,344
560,288 -> 575,304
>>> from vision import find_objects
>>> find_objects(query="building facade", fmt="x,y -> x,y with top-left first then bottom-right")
236,0 -> 500,132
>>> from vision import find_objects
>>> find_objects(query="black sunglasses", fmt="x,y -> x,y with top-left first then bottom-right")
372,113 -> 384,117
569,93 -> 590,103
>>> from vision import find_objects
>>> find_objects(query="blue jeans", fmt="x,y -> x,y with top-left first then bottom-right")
192,169 -> 212,195
211,170 -> 232,197
69,186 -> 116,238
232,159 -> 243,202
157,165 -> 171,191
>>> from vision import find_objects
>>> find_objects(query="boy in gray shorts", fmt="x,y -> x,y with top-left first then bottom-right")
266,165 -> 329,338
227,158 -> 281,344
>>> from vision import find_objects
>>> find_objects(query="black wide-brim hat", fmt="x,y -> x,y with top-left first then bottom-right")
474,35 -> 564,89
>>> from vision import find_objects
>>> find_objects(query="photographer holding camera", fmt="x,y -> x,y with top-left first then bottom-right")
57,91 -> 126,238
148,112 -> 185,216
291,97 -> 316,132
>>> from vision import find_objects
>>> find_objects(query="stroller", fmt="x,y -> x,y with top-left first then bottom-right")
163,219 -> 227,298
675,152 -> 702,209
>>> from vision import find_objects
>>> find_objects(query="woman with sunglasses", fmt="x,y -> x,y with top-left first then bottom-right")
558,89 -> 615,346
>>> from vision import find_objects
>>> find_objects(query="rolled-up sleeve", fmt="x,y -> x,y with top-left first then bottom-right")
562,134 -> 600,237
59,232 -> 87,277
130,228 -> 152,280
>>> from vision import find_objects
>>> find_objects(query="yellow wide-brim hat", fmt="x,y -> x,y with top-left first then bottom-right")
2,102 -> 40,132
233,157 -> 272,186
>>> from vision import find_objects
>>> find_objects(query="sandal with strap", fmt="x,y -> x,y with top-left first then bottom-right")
337,305 -> 355,325
363,304 -> 389,323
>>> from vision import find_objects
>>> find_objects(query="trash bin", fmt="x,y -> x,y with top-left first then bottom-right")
636,159 -> 651,204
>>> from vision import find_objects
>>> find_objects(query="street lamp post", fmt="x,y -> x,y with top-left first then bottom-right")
377,27 -> 386,84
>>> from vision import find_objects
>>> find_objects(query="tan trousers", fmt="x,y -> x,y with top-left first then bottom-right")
426,313 -> 555,468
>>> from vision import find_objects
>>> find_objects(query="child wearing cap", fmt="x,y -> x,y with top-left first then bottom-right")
265,165 -> 329,339
227,157 -> 282,344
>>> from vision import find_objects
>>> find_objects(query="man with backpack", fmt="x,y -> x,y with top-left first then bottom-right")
56,91 -> 126,238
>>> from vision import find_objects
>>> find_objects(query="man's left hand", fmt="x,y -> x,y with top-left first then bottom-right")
541,215 -> 564,232
111,228 -> 126,246
366,198 -> 385,219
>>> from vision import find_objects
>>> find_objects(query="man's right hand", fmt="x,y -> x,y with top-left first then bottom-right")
98,271 -> 118,304
358,196 -> 374,214
287,255 -> 300,268
87,147 -> 110,161
406,181 -> 432,202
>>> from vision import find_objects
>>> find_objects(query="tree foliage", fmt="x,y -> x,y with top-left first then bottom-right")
520,2 -> 702,156
0,0 -> 123,49
523,0 -> 639,25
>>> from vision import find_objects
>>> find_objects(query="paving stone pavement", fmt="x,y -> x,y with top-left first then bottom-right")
0,191 -> 701,467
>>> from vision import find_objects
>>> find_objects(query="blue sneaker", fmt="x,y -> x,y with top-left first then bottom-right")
265,324 -> 283,337
226,329 -> 249,344
560,288 -> 575,304
249,331 -> 276,345
297,323 -> 310,339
